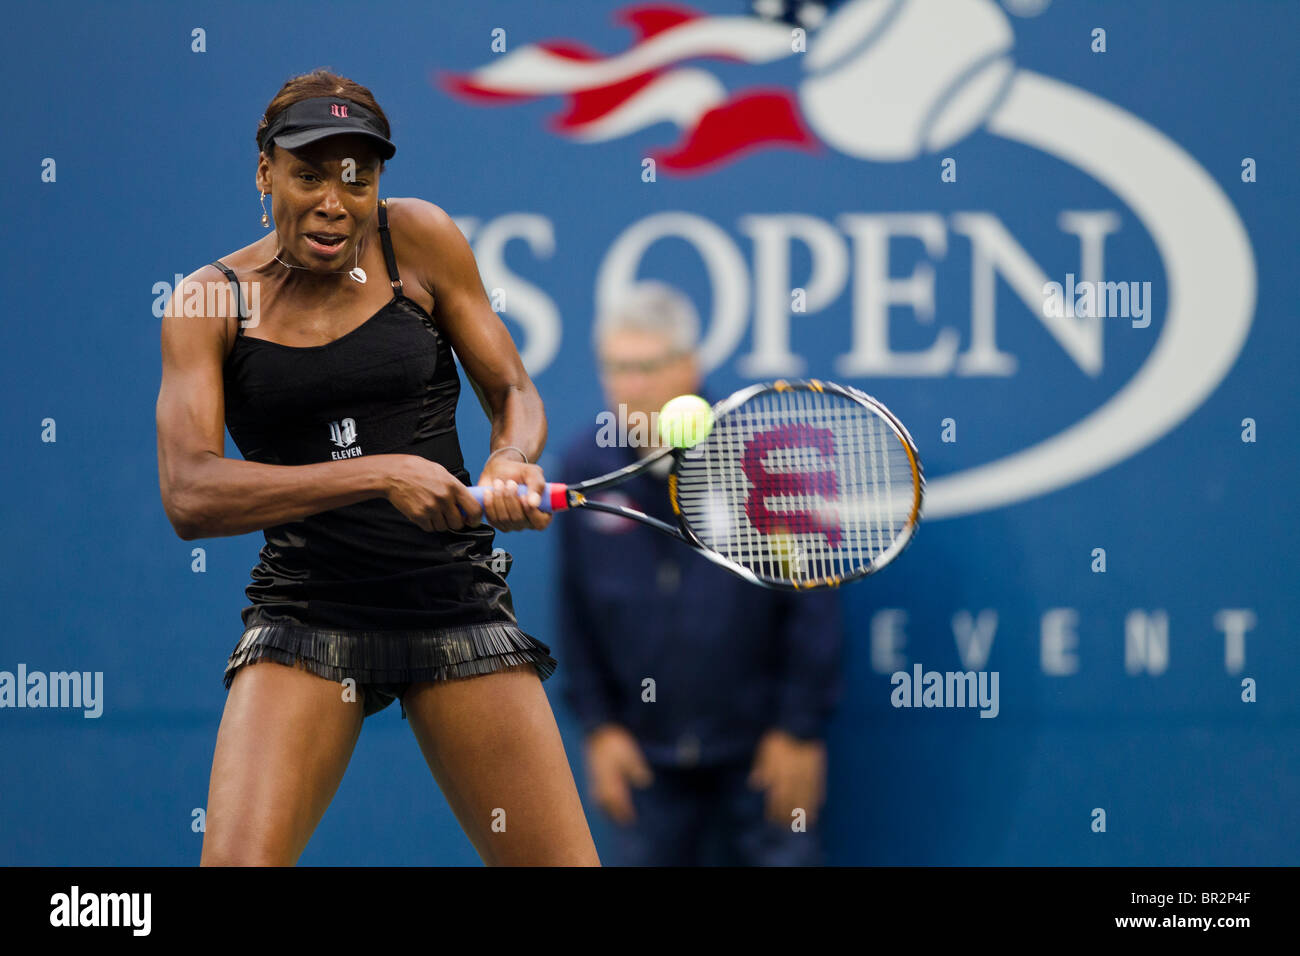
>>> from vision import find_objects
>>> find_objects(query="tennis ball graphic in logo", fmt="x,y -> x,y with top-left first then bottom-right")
798,0 -> 1016,161
658,394 -> 715,449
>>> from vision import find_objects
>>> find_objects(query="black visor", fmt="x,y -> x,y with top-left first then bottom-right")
258,96 -> 396,160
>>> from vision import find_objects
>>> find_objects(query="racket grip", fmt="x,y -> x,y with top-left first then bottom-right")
465,482 -> 568,513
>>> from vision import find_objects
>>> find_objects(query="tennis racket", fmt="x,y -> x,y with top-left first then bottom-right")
467,379 -> 924,590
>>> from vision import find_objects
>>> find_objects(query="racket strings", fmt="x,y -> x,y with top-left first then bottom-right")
675,387 -> 918,585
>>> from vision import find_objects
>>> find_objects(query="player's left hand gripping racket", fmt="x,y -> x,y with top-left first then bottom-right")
467,379 -> 923,590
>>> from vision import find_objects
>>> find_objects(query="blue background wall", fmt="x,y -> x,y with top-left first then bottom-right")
1,0 -> 1295,864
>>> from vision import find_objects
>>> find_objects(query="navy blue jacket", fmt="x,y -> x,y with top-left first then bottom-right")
554,390 -> 846,768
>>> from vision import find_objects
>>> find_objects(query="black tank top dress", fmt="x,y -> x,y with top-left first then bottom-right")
211,198 -> 556,719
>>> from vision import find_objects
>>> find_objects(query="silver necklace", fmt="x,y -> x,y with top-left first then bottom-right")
274,238 -> 367,284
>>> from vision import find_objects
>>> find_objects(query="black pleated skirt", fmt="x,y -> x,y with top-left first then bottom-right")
222,620 -> 558,719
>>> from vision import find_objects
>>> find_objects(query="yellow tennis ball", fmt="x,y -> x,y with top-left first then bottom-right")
658,394 -> 714,449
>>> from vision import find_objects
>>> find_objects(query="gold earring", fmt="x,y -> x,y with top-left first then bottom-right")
260,191 -> 270,228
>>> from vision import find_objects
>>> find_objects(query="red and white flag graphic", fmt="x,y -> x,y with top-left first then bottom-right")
440,4 -> 820,174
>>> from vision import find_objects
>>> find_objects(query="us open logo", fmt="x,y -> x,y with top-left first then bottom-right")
444,0 -> 1257,520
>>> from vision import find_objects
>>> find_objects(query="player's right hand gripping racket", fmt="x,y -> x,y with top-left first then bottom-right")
468,379 -> 924,590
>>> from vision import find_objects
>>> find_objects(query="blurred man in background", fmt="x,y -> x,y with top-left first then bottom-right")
556,282 -> 846,866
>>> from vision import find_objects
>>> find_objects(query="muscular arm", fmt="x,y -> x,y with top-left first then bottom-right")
155,265 -> 401,540
401,200 -> 547,466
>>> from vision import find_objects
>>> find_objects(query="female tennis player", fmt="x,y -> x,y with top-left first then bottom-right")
155,69 -> 599,865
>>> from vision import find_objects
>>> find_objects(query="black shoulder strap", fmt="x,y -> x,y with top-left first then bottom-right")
209,260 -> 247,334
376,198 -> 404,295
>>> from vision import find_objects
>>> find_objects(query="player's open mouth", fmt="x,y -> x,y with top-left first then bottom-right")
304,232 -> 347,255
